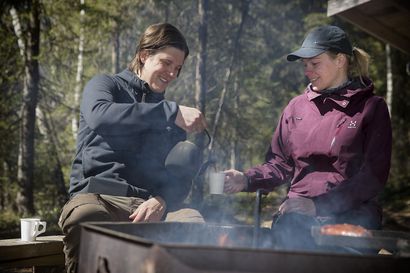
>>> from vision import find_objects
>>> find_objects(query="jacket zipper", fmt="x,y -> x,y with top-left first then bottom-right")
329,118 -> 347,151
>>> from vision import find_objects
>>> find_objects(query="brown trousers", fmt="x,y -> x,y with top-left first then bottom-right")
58,193 -> 204,273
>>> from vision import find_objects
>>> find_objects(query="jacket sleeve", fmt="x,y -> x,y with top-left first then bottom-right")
314,98 -> 392,216
245,110 -> 294,192
80,74 -> 179,136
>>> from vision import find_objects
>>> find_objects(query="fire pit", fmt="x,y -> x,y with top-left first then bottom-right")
78,222 -> 409,273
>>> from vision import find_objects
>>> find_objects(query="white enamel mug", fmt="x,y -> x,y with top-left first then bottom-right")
209,172 -> 226,194
20,218 -> 47,241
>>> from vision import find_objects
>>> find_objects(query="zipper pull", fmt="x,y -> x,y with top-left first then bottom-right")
141,92 -> 146,102
336,118 -> 347,128
330,118 -> 347,151
330,136 -> 336,149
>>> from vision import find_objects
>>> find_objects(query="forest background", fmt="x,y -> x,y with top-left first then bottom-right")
1,0 -> 409,238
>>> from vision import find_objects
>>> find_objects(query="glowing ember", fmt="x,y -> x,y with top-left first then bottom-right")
218,233 -> 230,247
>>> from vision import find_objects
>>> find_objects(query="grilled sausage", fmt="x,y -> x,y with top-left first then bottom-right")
320,223 -> 372,237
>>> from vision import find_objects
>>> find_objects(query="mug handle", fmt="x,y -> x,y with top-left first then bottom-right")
33,221 -> 47,237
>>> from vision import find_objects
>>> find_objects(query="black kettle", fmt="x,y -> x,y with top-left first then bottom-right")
165,129 -> 212,181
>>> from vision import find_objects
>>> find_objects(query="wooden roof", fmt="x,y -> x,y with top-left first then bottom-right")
327,0 -> 410,54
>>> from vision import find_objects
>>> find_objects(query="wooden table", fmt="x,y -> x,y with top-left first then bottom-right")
0,235 -> 65,269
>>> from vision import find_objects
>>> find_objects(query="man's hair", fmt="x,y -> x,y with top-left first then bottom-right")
128,23 -> 189,75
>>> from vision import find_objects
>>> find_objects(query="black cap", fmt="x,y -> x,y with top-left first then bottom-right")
287,25 -> 353,61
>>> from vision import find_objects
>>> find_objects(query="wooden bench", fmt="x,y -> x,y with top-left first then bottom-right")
0,235 -> 65,270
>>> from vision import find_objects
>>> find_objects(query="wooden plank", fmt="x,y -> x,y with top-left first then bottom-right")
327,0 -> 371,16
0,254 -> 65,267
0,235 -> 64,264
336,8 -> 410,54
327,0 -> 410,54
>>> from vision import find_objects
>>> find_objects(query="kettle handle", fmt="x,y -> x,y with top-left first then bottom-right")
203,129 -> 211,148
191,129 -> 211,149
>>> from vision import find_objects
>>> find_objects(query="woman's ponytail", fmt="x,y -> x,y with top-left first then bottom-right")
348,47 -> 370,81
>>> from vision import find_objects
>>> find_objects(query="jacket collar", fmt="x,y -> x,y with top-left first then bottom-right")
116,69 -> 165,102
306,77 -> 374,108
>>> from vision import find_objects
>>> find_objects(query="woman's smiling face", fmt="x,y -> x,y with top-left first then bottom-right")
139,46 -> 185,93
302,52 -> 348,92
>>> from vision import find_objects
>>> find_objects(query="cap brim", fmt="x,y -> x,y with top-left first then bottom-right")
286,47 -> 326,61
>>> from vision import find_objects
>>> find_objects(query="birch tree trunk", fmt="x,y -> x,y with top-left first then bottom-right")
10,1 -> 41,215
72,0 -> 85,139
386,44 -> 393,115
209,0 -> 250,151
195,0 -> 208,118
230,76 -> 239,169
192,0 -> 209,204
111,19 -> 120,74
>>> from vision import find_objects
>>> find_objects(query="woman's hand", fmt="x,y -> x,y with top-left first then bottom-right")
223,169 -> 248,194
175,105 -> 207,133
278,197 -> 316,216
129,196 -> 166,223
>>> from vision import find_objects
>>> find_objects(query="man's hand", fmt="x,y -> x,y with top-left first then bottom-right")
129,196 -> 166,223
223,169 -> 248,193
175,106 -> 207,133
279,197 -> 316,216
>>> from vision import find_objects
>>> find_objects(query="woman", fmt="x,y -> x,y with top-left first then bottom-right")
59,23 -> 207,273
224,25 -> 392,250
